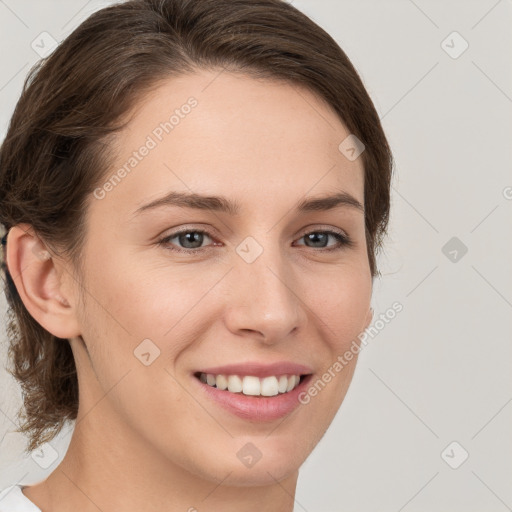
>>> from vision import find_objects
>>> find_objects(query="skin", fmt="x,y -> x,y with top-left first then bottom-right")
7,69 -> 373,512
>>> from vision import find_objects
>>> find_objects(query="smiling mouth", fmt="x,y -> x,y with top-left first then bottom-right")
193,371 -> 310,398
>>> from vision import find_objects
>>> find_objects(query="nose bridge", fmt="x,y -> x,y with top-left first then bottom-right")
228,232 -> 303,339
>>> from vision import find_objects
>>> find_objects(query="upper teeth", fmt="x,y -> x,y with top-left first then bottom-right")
199,373 -> 301,396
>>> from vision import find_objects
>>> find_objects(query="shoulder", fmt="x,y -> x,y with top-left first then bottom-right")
0,485 -> 42,511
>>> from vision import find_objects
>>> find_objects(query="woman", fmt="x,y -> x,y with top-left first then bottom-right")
0,0 -> 393,510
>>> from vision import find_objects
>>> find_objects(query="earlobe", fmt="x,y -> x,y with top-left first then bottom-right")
5,224 -> 80,339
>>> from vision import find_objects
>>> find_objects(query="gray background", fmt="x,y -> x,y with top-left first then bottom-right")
1,1 -> 511,511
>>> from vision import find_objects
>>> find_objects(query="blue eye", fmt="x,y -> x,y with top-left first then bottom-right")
158,228 -> 353,254
160,230 -> 213,251
295,231 -> 353,250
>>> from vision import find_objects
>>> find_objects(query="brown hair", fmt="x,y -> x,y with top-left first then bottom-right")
0,0 -> 393,452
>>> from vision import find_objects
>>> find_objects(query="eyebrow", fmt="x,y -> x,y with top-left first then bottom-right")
132,190 -> 364,217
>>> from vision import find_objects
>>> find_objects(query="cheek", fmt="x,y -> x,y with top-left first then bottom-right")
304,263 -> 372,347
78,250 -> 220,374
81,248 -> 180,335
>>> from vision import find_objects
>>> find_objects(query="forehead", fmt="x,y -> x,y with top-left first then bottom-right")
92,69 -> 365,219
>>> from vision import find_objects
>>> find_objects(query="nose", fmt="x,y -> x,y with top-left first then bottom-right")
223,242 -> 306,345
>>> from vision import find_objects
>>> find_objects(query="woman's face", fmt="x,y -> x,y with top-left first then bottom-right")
66,69 -> 373,485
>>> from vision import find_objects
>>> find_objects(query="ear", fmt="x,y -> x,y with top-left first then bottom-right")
5,224 -> 81,339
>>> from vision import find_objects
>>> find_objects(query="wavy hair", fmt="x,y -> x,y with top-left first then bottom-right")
0,0 -> 393,452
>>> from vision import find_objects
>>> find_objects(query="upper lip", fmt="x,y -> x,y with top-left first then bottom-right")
195,361 -> 313,378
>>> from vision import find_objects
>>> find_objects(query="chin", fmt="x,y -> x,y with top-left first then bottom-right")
183,442 -> 306,487
220,459 -> 301,488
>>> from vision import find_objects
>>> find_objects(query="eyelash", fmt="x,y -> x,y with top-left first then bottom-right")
157,228 -> 354,254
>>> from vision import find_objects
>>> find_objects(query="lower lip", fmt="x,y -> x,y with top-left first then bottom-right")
193,374 -> 313,421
